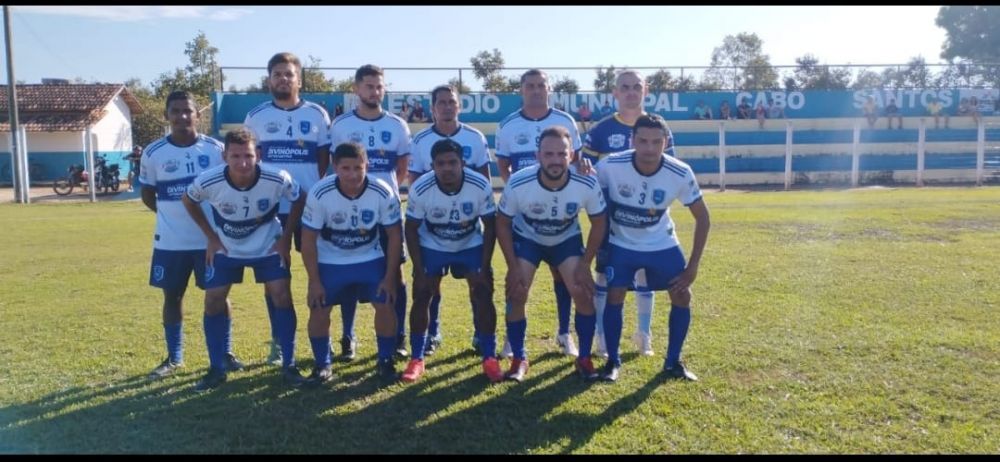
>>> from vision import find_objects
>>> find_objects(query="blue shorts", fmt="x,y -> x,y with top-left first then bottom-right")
514,233 -> 583,268
318,258 -> 387,307
378,224 -> 407,264
278,213 -> 302,253
420,245 -> 483,279
203,253 -> 291,289
605,244 -> 686,291
150,249 -> 207,290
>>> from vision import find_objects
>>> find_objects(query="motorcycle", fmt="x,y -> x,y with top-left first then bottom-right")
51,154 -> 121,195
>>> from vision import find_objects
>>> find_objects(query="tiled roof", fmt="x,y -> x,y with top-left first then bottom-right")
0,84 -> 143,132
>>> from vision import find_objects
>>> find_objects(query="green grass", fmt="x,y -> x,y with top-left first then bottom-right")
1,186 -> 998,453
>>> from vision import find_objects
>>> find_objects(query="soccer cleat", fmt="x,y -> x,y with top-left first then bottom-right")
662,361 -> 698,382
305,366 -> 334,388
339,336 -> 356,362
193,369 -> 227,392
632,331 -> 655,356
424,334 -> 443,356
224,352 -> 246,372
400,359 -> 425,383
394,334 -> 409,360
574,357 -> 599,381
482,357 -> 504,383
500,339 -> 513,358
281,366 -> 306,387
376,358 -> 398,385
504,358 -> 529,382
266,340 -> 283,366
599,361 -> 620,382
148,358 -> 183,380
556,333 -> 579,357
594,334 -> 608,358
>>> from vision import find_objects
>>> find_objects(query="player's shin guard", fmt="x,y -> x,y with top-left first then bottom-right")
340,298 -> 357,341
164,322 -> 183,364
506,317 -> 527,360
554,281 -> 571,336
636,286 -> 654,337
410,332 -> 427,360
376,335 -> 396,362
666,305 -> 691,368
310,336 -> 331,369
395,283 -> 407,338
574,312 -> 596,358
273,307 -> 297,369
265,294 -> 278,344
603,303 -> 624,366
428,293 -> 442,339
594,284 -> 607,338
203,312 -> 228,371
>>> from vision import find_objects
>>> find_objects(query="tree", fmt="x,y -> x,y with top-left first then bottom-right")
301,55 -> 333,93
594,65 -> 617,92
126,78 -> 167,148
703,32 -> 778,90
551,75 -> 579,93
470,48 -> 509,92
936,6 -> 1000,63
447,77 -> 472,94
645,69 -> 695,92
183,31 -> 221,96
851,69 -> 883,90
792,54 -> 851,90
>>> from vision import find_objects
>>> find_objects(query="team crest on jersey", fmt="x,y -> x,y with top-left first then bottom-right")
332,211 -> 346,224
350,132 -> 363,143
153,265 -> 165,282
529,202 -> 545,215
462,202 -> 474,216
300,121 -> 311,134
163,159 -> 179,173
381,131 -> 392,144
198,155 -> 210,169
565,202 -> 578,215
257,199 -> 270,212
431,207 -> 447,219
618,184 -> 634,198
266,122 -> 281,134
653,189 -> 665,205
609,134 -> 627,149
516,133 -> 530,145
204,265 -> 215,281
219,202 -> 237,216
461,145 -> 472,160
361,210 -> 374,224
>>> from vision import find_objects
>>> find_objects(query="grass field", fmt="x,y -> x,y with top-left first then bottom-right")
1,186 -> 998,454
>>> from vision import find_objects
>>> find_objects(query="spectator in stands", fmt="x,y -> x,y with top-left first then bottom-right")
862,95 -> 878,129
969,96 -> 982,125
412,101 -> 428,122
599,100 -> 613,119
398,101 -> 413,123
884,98 -> 903,129
767,100 -> 785,119
719,100 -> 733,120
737,97 -> 751,119
334,103 -> 344,117
957,97 -> 980,126
693,100 -> 713,120
927,97 -> 949,129
755,101 -> 767,129
577,102 -> 592,130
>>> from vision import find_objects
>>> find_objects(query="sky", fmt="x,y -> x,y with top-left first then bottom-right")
1,5 -> 950,92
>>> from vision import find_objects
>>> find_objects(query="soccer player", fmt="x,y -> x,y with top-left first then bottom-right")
243,52 -> 332,366
582,69 -> 678,358
329,64 -> 412,362
407,85 -> 492,356
182,127 -> 306,392
300,142 -> 403,386
595,114 -> 710,382
140,91 -> 245,379
496,126 -> 607,382
494,69 -> 586,357
402,139 -> 502,383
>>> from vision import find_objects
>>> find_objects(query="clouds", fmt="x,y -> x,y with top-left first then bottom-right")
15,6 -> 253,22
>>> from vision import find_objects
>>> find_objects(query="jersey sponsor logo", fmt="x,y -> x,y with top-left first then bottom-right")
350,131 -> 363,143
266,122 -> 281,134
565,202 -> 578,215
653,189 -> 665,205
164,184 -> 188,200
381,131 -> 392,144
529,202 -> 546,215
611,202 -> 666,228
462,146 -> 472,160
164,159 -> 180,173
258,199 -> 270,212
516,133 -> 530,145
300,121 -> 311,134
153,265 -> 165,282
426,220 -> 476,241
462,201 -> 474,216
264,145 -> 310,161
523,215 -> 575,236
332,211 -> 347,224
609,134 -> 627,149
361,209 -> 374,225
321,227 -> 377,249
618,184 -> 635,198
198,155 -> 211,169
220,202 -> 237,216
431,207 -> 447,219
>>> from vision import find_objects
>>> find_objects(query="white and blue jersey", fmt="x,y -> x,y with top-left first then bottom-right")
498,164 -> 606,246
495,108 -> 582,175
139,134 -> 224,250
302,175 -> 402,265
243,100 -> 331,214
186,164 -> 301,259
329,110 -> 411,193
596,151 -> 702,252
582,113 -> 676,163
406,168 -> 495,252
408,124 -> 491,175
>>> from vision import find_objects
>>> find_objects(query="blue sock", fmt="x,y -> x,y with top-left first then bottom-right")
273,307 -> 296,369
376,335 -> 396,362
428,293 -> 441,338
410,332 -> 427,360
666,305 -> 691,368
575,312 -> 596,359
506,317 -> 527,360
340,297 -> 357,341
479,334 -> 496,360
222,315 -> 233,355
203,312 -> 227,371
554,281 -> 571,335
603,303 -> 624,366
395,283 -> 407,338
310,336 -> 331,369
265,294 -> 278,343
164,322 -> 183,364
471,300 -> 480,338
636,287 -> 654,336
